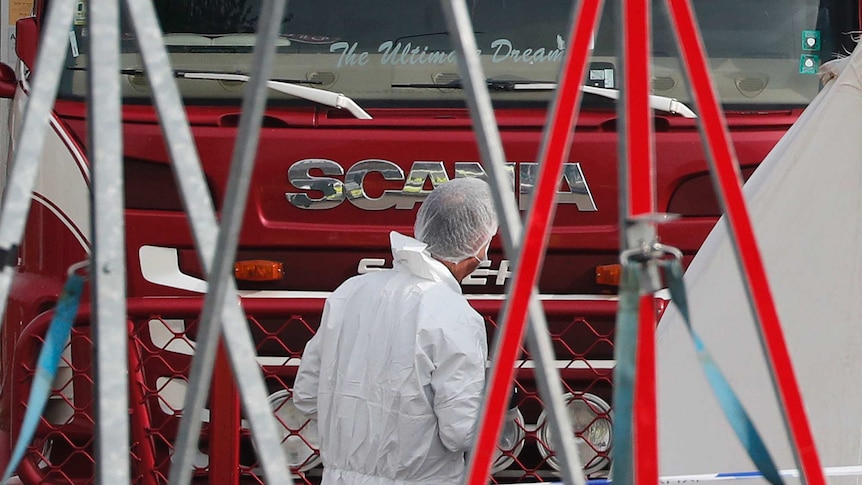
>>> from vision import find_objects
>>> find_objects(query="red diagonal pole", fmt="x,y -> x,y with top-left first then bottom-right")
465,0 -> 604,482
619,2 -> 659,482
665,1 -> 826,484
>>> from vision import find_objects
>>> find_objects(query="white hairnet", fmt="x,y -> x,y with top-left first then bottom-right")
414,177 -> 498,263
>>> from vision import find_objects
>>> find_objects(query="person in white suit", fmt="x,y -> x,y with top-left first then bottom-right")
293,177 -> 498,485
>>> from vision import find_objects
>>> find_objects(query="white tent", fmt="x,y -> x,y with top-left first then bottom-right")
657,42 -> 862,482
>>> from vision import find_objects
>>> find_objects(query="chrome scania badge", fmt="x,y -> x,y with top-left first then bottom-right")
285,158 -> 597,211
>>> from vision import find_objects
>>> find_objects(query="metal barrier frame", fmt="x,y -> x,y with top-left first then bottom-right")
0,0 -> 829,484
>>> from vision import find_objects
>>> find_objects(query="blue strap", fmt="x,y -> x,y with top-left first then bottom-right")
611,258 -> 784,485
1,271 -> 85,484
660,258 -> 783,485
609,263 -> 641,485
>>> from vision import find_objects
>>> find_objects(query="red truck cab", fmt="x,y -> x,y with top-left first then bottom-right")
0,0 -> 858,483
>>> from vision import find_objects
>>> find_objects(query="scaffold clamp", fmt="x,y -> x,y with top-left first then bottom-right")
0,244 -> 19,270
620,213 -> 682,293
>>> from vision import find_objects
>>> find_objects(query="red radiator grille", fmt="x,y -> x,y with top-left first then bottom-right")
9,297 -> 626,484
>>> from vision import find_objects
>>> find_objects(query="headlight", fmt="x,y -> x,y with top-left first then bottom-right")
536,392 -> 612,475
491,407 -> 526,473
268,389 -> 322,472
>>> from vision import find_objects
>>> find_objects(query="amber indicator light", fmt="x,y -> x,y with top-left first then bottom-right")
595,263 -> 621,286
234,260 -> 284,282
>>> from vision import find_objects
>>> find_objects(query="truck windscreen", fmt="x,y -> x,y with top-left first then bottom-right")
57,0 -> 855,108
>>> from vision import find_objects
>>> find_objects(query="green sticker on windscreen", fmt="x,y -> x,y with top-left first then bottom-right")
799,54 -> 820,74
802,30 -> 820,51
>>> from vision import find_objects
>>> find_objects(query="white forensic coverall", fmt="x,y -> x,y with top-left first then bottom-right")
293,231 -> 488,485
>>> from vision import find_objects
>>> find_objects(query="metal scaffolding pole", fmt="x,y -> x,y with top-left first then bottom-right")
88,0 -> 130,482
613,1 -> 659,484
0,0 -> 76,325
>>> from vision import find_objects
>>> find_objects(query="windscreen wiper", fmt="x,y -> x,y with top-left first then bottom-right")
71,66 -> 373,120
179,72 -> 372,119
580,85 -> 696,118
393,79 -> 697,118
67,66 -> 320,86
392,79 -> 550,91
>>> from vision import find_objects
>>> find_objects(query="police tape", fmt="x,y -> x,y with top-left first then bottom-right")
538,465 -> 862,485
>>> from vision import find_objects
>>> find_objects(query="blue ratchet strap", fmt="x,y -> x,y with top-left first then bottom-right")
660,257 -> 783,485
1,263 -> 87,484
609,261 -> 641,485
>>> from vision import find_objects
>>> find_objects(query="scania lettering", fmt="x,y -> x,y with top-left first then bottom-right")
286,159 -> 597,211
0,1 -> 858,484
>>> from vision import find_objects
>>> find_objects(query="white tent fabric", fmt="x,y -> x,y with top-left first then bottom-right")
657,42 -> 862,482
